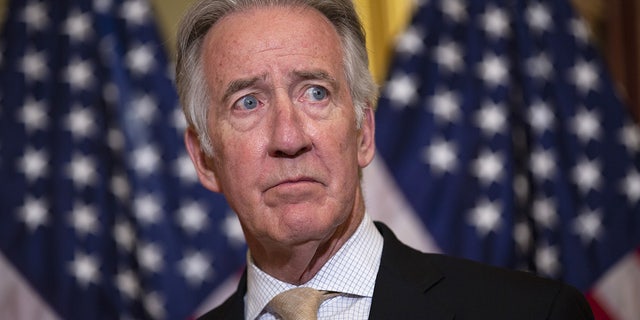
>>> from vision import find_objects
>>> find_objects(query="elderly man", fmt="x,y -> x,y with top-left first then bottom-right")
175,0 -> 594,319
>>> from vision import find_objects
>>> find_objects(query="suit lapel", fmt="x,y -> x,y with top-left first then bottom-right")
208,271 -> 247,320
369,222 -> 454,320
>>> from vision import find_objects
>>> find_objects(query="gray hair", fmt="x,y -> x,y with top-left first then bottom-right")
175,0 -> 378,155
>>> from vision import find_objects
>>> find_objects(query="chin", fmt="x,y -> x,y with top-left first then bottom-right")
274,217 -> 335,244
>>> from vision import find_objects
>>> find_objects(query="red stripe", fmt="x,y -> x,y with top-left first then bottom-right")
586,292 -> 613,320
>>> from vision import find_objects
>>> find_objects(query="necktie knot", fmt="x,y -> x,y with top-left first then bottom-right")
266,287 -> 338,320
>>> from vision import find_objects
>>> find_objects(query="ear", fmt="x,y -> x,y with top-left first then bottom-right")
184,128 -> 222,193
357,105 -> 376,168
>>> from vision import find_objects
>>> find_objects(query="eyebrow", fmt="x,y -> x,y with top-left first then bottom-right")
220,69 -> 339,103
293,70 -> 335,83
221,75 -> 263,104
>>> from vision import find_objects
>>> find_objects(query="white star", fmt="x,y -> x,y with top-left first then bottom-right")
178,251 -> 213,286
572,158 -> 601,194
66,154 -> 97,188
396,27 -> 424,56
121,0 -> 150,25
131,145 -> 160,176
475,101 -> 506,136
108,127 -> 125,152
134,193 -> 162,225
126,44 -> 156,75
481,6 -> 510,39
422,139 -> 457,174
103,82 -> 119,104
526,2 -> 552,33
131,94 -> 157,124
116,269 -> 140,299
137,242 -> 163,273
513,173 -> 529,204
468,199 -> 502,236
18,147 -> 48,182
142,291 -> 165,319
621,169 -> 640,204
535,244 -> 560,277
620,122 -> 640,153
64,10 -> 92,42
94,0 -> 113,13
569,60 -> 599,94
428,88 -> 460,123
174,153 -> 198,184
433,40 -> 463,73
571,108 -> 601,142
64,59 -> 94,91
478,53 -> 508,87
114,219 -> 136,252
441,0 -> 467,23
384,73 -> 419,108
110,171 -> 131,202
176,200 -> 209,235
21,49 -> 47,82
19,97 -> 48,132
223,212 -> 245,247
572,208 -> 603,244
172,107 -> 188,132
65,105 -> 96,139
528,100 -> 554,133
569,18 -> 590,43
472,150 -> 504,185
22,2 -> 49,31
513,221 -> 532,252
532,197 -> 557,229
530,148 -> 555,181
68,252 -> 100,287
526,52 -> 552,81
18,196 -> 49,231
68,202 -> 99,237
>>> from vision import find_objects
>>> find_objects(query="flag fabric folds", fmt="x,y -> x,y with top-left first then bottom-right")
374,0 -> 640,318
0,0 -> 246,319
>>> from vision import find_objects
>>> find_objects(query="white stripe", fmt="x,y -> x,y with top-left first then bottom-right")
592,250 -> 640,320
0,253 -> 60,320
362,155 -> 441,254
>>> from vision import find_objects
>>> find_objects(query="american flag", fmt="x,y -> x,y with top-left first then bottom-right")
368,0 -> 640,319
0,0 -> 246,319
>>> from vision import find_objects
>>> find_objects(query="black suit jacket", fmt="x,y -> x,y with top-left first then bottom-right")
199,222 -> 594,319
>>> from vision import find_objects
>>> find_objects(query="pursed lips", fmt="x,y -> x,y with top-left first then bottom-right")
265,176 -> 322,192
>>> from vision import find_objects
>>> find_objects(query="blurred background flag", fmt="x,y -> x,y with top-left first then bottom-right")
368,0 -> 640,319
2,0 -> 640,319
0,0 -> 247,319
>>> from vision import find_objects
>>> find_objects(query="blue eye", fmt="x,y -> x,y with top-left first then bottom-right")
238,95 -> 259,110
306,86 -> 327,101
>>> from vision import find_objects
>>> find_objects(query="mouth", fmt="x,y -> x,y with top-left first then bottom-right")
268,176 -> 320,190
262,174 -> 325,205
272,177 -> 319,188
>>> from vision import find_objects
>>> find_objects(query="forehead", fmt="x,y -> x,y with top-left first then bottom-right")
200,5 -> 344,91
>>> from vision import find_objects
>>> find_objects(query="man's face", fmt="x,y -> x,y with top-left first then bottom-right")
186,6 -> 375,247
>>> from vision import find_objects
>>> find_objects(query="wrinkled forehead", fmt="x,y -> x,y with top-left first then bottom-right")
199,5 -> 345,92
202,5 -> 340,54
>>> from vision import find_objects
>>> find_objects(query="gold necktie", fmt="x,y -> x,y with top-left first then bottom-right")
266,287 -> 338,320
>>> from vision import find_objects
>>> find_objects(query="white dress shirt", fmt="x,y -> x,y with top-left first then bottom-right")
245,214 -> 384,320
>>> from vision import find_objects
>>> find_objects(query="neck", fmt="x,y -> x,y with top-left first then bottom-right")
248,195 -> 366,285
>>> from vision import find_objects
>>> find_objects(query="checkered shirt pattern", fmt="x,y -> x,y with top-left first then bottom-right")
245,214 -> 384,320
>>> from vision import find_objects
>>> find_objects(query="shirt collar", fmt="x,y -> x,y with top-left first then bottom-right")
244,213 -> 383,320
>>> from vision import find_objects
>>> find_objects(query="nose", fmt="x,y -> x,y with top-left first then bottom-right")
267,93 -> 312,158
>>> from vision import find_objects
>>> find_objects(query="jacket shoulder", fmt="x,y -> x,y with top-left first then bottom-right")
372,222 -> 593,319
427,254 -> 593,319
